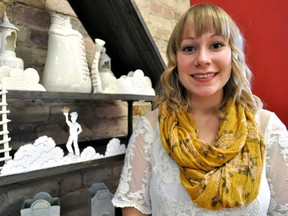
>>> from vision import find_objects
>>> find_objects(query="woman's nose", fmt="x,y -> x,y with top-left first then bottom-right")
194,48 -> 211,66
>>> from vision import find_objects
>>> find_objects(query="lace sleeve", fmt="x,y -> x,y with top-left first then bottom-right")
264,113 -> 288,215
112,116 -> 153,215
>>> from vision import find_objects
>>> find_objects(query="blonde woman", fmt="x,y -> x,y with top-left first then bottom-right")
112,4 -> 288,215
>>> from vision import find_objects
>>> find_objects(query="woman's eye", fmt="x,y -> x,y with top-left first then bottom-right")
211,42 -> 224,49
182,46 -> 197,53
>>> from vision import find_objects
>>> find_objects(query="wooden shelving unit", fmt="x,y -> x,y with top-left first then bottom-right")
6,90 -> 155,102
6,90 -> 155,145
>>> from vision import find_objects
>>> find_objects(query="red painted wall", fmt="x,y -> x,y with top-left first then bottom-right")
190,0 -> 288,126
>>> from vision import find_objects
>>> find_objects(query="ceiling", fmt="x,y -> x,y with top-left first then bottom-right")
67,0 -> 166,88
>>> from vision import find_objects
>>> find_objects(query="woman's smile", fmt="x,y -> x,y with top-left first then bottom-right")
191,72 -> 219,82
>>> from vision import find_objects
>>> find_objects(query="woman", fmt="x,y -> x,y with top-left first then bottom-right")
112,4 -> 288,215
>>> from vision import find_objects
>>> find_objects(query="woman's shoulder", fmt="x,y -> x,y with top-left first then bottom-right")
141,108 -> 159,129
256,109 -> 287,135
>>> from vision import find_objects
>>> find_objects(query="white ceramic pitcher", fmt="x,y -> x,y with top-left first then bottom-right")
42,13 -> 91,93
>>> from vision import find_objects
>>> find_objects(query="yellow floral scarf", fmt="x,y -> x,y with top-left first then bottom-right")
159,98 -> 266,210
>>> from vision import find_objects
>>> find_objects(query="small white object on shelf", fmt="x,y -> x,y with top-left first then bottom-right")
1,67 -> 46,91
105,138 -> 126,157
0,85 -> 11,169
91,38 -> 106,93
21,192 -> 60,216
0,12 -> 24,70
90,183 -> 115,216
98,47 -> 116,91
104,69 -> 155,95
62,107 -> 82,157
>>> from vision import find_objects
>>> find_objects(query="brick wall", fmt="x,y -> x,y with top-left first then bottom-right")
135,0 -> 190,63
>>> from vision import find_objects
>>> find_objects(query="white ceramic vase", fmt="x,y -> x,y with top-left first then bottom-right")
42,13 -> 91,93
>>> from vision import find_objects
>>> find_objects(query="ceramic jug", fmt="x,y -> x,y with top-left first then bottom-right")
42,13 -> 91,93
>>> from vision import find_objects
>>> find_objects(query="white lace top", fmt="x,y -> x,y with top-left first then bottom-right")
112,109 -> 288,215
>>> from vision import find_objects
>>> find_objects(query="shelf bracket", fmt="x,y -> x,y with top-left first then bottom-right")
127,100 -> 133,139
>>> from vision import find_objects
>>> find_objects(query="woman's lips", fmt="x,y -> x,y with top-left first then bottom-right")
191,72 -> 218,82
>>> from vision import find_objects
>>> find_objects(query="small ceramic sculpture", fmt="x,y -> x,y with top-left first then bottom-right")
0,12 -> 24,70
21,192 -> 60,216
0,136 -> 64,175
104,69 -> 155,95
105,138 -> 126,157
0,85 -> 11,168
98,47 -> 116,91
42,13 -> 91,93
91,38 -> 105,93
62,107 -> 82,156
1,67 -> 46,91
90,183 -> 115,216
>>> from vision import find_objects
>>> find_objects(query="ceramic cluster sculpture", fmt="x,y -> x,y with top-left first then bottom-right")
0,66 -> 46,91
0,13 -> 45,91
0,135 -> 126,176
104,69 -> 155,95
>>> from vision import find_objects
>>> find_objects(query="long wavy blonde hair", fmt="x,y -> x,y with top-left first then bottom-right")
154,3 -> 262,113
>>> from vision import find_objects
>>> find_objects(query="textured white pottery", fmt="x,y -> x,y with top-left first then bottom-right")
0,12 -> 24,70
42,13 -> 91,93
91,38 -> 105,93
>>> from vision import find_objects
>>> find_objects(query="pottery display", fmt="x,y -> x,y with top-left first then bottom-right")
0,12 -> 24,70
0,134 -> 126,176
42,13 -> 91,93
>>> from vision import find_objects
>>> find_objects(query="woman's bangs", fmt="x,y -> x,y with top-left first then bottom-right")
187,7 -> 230,39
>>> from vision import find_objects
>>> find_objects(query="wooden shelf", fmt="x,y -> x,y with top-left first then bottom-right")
0,154 -> 125,186
6,90 -> 155,102
5,90 -> 154,138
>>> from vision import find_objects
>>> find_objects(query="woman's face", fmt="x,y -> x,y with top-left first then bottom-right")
176,26 -> 232,100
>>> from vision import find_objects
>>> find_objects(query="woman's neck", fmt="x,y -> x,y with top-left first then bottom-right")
188,94 -> 222,116
188,94 -> 223,145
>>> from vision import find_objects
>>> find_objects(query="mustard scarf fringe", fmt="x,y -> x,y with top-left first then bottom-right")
159,99 -> 266,210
